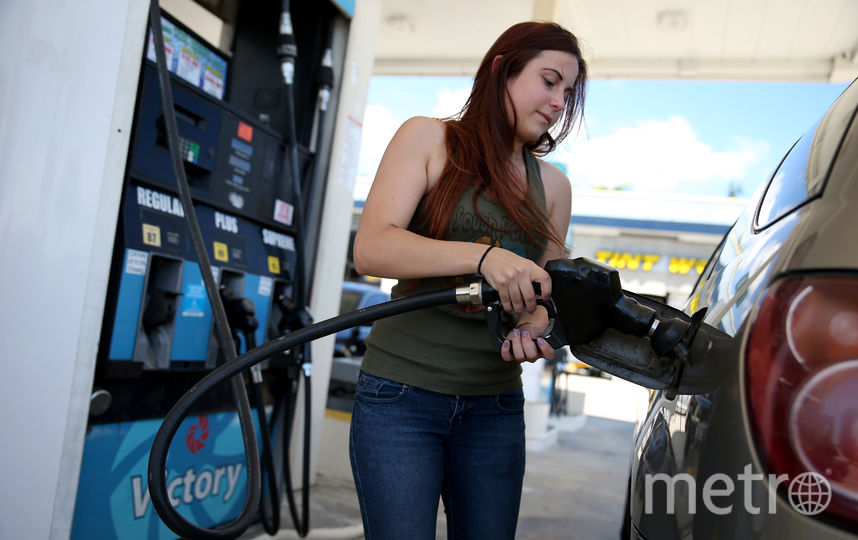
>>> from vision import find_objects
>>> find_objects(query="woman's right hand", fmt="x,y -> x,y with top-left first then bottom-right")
479,246 -> 551,314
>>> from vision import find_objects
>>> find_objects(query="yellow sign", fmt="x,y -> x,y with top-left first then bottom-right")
213,241 -> 229,262
142,223 -> 161,247
595,251 -> 660,271
595,251 -> 707,275
669,257 -> 707,275
267,255 -> 281,275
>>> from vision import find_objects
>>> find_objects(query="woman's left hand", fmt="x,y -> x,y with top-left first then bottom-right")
501,322 -> 556,363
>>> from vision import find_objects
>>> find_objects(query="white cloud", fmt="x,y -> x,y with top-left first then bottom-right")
352,174 -> 373,201
554,116 -> 770,193
355,86 -> 470,199
356,104 -> 401,177
431,87 -> 470,118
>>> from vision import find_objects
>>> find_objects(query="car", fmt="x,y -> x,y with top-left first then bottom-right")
622,79 -> 858,539
333,280 -> 390,358
328,281 -> 390,411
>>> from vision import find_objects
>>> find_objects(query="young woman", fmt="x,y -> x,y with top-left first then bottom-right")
350,21 -> 587,539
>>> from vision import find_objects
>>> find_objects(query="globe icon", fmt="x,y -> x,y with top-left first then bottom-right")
788,472 -> 832,516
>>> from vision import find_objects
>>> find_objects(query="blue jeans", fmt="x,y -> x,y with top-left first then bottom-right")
349,371 -> 526,540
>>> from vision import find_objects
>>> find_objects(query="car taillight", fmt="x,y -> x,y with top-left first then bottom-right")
746,275 -> 858,527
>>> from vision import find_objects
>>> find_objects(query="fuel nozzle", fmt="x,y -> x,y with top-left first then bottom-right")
142,288 -> 179,334
545,258 -> 692,352
612,286 -> 692,361
463,256 -> 721,394
547,258 -> 653,345
544,257 -> 728,396
220,285 -> 259,353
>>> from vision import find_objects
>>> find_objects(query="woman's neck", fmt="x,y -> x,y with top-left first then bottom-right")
509,141 -> 525,166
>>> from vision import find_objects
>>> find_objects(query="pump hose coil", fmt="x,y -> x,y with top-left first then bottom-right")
147,288 -> 459,539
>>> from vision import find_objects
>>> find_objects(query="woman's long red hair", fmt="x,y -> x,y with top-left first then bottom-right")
421,22 -> 587,251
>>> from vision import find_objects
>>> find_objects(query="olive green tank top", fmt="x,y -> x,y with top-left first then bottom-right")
360,149 -> 547,396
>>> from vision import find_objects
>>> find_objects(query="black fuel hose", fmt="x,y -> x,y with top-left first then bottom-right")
276,0 -> 309,298
221,283 -> 282,535
147,3 -> 260,538
249,371 -> 281,536
242,332 -> 281,537
148,288 -> 460,539
275,1 -> 315,535
302,25 -> 335,291
272,0 -> 318,538
269,363 -> 312,537
264,338 -> 312,538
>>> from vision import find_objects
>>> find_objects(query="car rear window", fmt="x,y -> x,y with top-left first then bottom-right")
755,80 -> 858,230
754,125 -> 817,228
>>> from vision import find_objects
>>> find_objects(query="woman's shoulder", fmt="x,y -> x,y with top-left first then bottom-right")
396,116 -> 446,142
393,117 -> 448,186
535,157 -> 571,202
535,158 -> 570,187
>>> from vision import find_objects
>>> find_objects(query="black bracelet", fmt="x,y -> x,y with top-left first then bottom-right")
477,245 -> 495,276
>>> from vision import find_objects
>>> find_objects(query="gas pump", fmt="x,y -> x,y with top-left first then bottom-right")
71,1 -> 348,538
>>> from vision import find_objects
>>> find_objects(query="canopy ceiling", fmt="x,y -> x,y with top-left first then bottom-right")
373,0 -> 858,82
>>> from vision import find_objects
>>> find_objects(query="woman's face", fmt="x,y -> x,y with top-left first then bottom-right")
505,50 -> 579,145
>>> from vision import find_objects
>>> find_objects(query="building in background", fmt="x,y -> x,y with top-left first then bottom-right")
569,189 -> 747,307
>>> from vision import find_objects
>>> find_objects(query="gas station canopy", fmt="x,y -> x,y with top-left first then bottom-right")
372,0 -> 858,82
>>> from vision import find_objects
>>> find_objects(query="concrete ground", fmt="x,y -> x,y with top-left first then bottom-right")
244,372 -> 651,540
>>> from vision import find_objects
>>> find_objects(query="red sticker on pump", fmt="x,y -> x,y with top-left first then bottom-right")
237,121 -> 253,142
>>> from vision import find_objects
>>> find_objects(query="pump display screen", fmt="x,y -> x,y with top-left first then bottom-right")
146,15 -> 228,100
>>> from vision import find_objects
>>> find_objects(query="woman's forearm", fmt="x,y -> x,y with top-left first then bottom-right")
353,225 -> 487,280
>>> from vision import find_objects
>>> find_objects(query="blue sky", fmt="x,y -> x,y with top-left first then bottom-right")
355,77 -> 849,199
